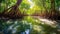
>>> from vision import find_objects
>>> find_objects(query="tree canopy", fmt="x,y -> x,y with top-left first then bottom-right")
0,0 -> 60,34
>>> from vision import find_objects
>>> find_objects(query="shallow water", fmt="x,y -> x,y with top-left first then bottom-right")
0,16 -> 59,34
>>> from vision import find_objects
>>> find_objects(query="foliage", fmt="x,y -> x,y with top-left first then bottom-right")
0,0 -> 60,34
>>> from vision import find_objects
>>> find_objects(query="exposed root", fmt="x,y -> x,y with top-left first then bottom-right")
0,5 -> 24,19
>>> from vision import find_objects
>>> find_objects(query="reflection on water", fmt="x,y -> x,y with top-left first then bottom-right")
0,19 -> 32,34
25,29 -> 30,34
0,16 -> 59,34
21,29 -> 30,34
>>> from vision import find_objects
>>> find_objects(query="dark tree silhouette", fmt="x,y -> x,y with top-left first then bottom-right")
32,0 -> 60,20
0,0 -> 25,19
48,0 -> 60,20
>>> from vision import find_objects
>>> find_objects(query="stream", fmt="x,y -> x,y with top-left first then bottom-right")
0,16 -> 60,34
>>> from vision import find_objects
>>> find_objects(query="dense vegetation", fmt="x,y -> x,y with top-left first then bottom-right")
0,0 -> 60,34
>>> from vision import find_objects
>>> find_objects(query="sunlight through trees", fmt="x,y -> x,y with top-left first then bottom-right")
0,0 -> 60,34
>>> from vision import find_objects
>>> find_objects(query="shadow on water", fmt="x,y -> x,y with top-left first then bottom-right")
0,16 -> 60,34
0,18 -> 32,34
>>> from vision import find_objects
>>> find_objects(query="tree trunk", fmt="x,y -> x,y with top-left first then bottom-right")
1,0 -> 23,19
49,0 -> 56,19
51,0 -> 55,11
42,0 -> 49,18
